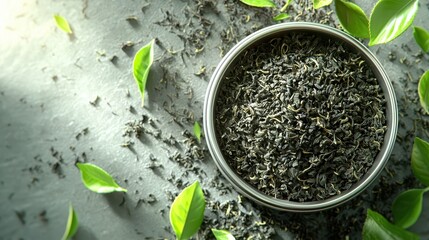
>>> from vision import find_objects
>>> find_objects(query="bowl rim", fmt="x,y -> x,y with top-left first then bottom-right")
203,22 -> 398,212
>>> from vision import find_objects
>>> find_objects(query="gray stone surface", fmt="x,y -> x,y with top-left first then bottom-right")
0,0 -> 428,239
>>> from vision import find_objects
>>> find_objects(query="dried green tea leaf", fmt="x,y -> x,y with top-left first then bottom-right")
212,229 -> 236,240
170,181 -> 205,240
54,14 -> 72,34
240,0 -> 276,8
413,26 -> 429,53
418,71 -> 429,114
369,0 -> 419,46
133,39 -> 155,106
273,13 -> 290,21
194,121 -> 202,143
335,0 -> 369,38
313,0 -> 332,9
76,163 -> 127,193
363,209 -> 419,240
412,137 -> 429,186
280,0 -> 292,12
61,204 -> 78,240
392,188 -> 426,228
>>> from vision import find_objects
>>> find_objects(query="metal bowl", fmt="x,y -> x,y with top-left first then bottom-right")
203,22 -> 398,212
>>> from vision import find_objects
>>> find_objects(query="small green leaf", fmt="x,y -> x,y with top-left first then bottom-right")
76,163 -> 127,193
413,26 -> 429,53
412,137 -> 429,186
335,0 -> 369,38
61,204 -> 78,240
194,121 -> 202,143
392,189 -> 425,228
133,39 -> 155,107
273,13 -> 290,21
54,14 -> 73,34
240,0 -> 276,8
313,0 -> 333,9
363,209 -> 419,240
170,181 -> 205,240
212,229 -> 236,240
369,0 -> 419,46
418,71 -> 429,114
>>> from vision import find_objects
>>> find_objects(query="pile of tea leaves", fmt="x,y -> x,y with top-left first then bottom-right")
215,32 -> 387,201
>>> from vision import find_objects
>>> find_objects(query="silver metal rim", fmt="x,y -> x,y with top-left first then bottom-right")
203,22 -> 398,212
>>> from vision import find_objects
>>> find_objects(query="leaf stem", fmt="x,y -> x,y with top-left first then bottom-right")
280,1 -> 289,12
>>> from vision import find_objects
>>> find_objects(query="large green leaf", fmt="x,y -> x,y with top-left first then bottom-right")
418,71 -> 429,114
170,181 -> 205,240
335,0 -> 369,38
412,137 -> 429,186
362,209 -> 419,240
414,26 -> 429,53
61,204 -> 78,240
54,14 -> 72,34
369,0 -> 419,46
240,0 -> 276,8
313,0 -> 333,9
133,39 -> 155,106
76,163 -> 127,193
212,229 -> 236,240
392,189 -> 425,228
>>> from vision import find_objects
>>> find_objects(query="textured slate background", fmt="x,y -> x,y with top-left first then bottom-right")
0,0 -> 428,239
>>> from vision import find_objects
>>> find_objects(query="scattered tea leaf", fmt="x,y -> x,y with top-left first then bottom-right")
362,209 -> 419,240
133,39 -> 155,106
76,163 -> 127,193
369,0 -> 419,46
194,121 -> 202,143
413,26 -> 429,53
170,181 -> 205,240
392,188 -> 425,228
239,0 -> 276,8
313,0 -> 332,9
212,229 -> 236,240
412,137 -> 429,186
273,13 -> 290,21
280,0 -> 292,11
335,0 -> 369,38
418,71 -> 429,114
54,14 -> 72,34
61,204 -> 78,240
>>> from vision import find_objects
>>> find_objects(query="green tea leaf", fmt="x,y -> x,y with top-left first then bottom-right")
54,14 -> 72,34
413,26 -> 429,52
273,13 -> 290,21
369,0 -> 419,46
313,0 -> 333,9
335,0 -> 369,38
76,163 -> 127,193
212,229 -> 236,240
412,137 -> 429,186
194,121 -> 202,143
392,189 -> 425,228
61,204 -> 78,240
133,39 -> 155,106
240,0 -> 276,8
362,209 -> 419,240
418,70 -> 429,114
170,181 -> 205,240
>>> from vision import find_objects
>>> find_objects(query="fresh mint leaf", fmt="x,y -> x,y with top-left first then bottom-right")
240,0 -> 276,8
392,188 -> 426,228
212,229 -> 236,240
61,204 -> 78,240
413,26 -> 429,53
418,71 -> 429,114
412,137 -> 429,186
335,0 -> 369,38
273,13 -> 290,21
313,0 -> 333,9
54,14 -> 72,34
